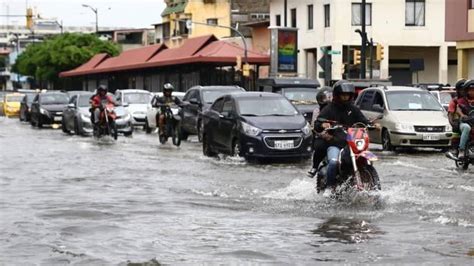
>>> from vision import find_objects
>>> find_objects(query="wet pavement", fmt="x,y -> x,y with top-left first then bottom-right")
0,117 -> 473,264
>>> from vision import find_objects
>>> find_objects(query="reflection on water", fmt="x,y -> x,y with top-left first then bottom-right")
311,217 -> 384,244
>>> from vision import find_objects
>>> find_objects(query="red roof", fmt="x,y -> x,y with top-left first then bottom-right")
60,35 -> 269,78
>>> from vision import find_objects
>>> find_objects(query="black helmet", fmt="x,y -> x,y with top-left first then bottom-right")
332,80 -> 355,96
455,79 -> 466,90
316,86 -> 333,105
163,83 -> 174,92
97,85 -> 107,93
462,79 -> 474,92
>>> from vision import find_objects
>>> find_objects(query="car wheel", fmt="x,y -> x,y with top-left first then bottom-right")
37,115 -> 43,128
145,120 -> 152,134
180,127 -> 189,141
203,134 -> 217,157
19,110 -> 25,121
62,118 -> 70,134
382,129 -> 394,151
74,119 -> 82,135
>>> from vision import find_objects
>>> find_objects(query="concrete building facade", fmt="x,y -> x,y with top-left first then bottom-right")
270,0 -> 457,86
445,0 -> 474,79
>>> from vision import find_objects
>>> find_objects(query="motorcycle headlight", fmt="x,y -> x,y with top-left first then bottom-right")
445,124 -> 452,132
355,139 -> 366,151
395,123 -> 414,133
302,123 -> 311,135
241,121 -> 262,136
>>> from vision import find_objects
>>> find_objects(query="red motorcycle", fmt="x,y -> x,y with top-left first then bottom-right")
94,100 -> 118,140
316,119 -> 381,194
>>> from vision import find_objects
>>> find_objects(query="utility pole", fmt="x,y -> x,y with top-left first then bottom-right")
284,0 -> 287,27
82,4 -> 98,32
360,0 -> 367,79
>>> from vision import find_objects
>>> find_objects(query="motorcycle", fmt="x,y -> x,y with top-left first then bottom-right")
445,117 -> 474,170
157,103 -> 181,146
93,100 -> 118,140
316,119 -> 381,194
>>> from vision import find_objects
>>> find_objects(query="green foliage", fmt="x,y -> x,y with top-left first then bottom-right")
12,33 -> 119,83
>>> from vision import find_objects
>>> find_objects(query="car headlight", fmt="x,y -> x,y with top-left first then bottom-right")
80,113 -> 91,121
395,123 -> 414,133
39,108 -> 48,115
445,124 -> 452,132
302,123 -> 311,135
122,114 -> 132,121
241,121 -> 262,136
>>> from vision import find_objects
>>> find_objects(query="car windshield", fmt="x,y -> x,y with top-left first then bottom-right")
283,89 -> 317,103
386,91 -> 443,111
6,95 -> 24,102
124,93 -> 151,104
202,89 -> 241,103
238,98 -> 299,116
78,95 -> 92,107
439,92 -> 455,105
41,94 -> 69,105
25,93 -> 36,104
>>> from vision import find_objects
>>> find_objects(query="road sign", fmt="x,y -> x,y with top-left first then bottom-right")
327,50 -> 341,55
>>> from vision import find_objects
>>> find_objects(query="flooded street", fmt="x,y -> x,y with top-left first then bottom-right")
0,117 -> 473,265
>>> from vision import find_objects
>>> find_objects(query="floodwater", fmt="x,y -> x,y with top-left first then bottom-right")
0,117 -> 473,264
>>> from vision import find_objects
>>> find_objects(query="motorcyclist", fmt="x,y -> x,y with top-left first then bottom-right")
456,79 -> 474,159
152,83 -> 182,136
313,80 -> 374,194
446,79 -> 466,157
90,85 -> 115,127
308,87 -> 333,177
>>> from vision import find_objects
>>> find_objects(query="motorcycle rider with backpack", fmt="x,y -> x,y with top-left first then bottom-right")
446,79 -> 466,158
456,80 -> 474,159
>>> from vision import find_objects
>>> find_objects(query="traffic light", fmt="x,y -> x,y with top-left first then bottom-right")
242,63 -> 250,77
376,43 -> 385,61
353,49 -> 361,65
26,8 -> 33,29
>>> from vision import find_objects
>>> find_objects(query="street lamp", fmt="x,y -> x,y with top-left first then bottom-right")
82,4 -> 98,32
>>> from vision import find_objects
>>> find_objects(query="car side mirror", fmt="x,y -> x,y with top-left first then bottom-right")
219,111 -> 232,119
372,104 -> 384,113
67,103 -> 75,109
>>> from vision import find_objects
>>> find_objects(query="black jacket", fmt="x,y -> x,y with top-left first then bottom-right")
314,101 -> 370,148
152,96 -> 182,111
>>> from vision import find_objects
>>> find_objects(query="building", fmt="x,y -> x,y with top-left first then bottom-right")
157,0 -> 269,47
446,0 -> 474,79
97,28 -> 156,51
59,35 -> 270,92
270,0 -> 457,86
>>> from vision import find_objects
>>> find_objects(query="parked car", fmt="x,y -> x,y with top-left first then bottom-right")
3,93 -> 24,117
62,92 -> 133,136
145,92 -> 185,133
115,89 -> 153,126
257,78 -> 320,122
355,86 -> 453,151
178,86 -> 245,141
30,92 -> 69,128
19,92 -> 39,122
202,92 -> 313,160
428,89 -> 456,111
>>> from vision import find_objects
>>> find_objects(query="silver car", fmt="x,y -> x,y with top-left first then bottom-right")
355,86 -> 453,151
62,93 -> 133,136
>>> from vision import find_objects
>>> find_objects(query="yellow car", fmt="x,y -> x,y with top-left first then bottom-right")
3,93 -> 24,117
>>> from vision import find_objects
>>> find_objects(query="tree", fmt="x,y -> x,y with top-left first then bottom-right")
12,33 -> 119,88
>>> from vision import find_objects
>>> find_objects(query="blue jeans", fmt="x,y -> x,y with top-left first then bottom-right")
326,146 -> 341,187
459,122 -> 472,150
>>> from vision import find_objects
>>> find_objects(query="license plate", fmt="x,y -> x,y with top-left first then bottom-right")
54,116 -> 62,122
422,134 -> 440,141
274,140 -> 294,149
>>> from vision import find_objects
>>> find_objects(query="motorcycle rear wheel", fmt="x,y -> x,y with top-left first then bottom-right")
359,165 -> 381,190
110,120 -> 118,140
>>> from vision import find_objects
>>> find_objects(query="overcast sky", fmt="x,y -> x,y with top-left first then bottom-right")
2,0 -> 166,29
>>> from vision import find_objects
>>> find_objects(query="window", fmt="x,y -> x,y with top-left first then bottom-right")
291,8 -> 297,28
471,0 -> 474,9
324,4 -> 330,27
308,5 -> 314,30
207,18 -> 218,25
359,90 -> 375,111
222,100 -> 234,114
276,14 -> 281,26
211,98 -> 224,112
351,3 -> 372,26
372,92 -> 384,112
405,0 -> 425,26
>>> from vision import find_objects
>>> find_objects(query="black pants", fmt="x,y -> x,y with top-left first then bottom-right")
312,138 -> 330,169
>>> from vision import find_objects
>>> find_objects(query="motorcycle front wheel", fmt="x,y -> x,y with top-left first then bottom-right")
110,120 -> 118,140
172,121 -> 181,147
359,165 -> 381,190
